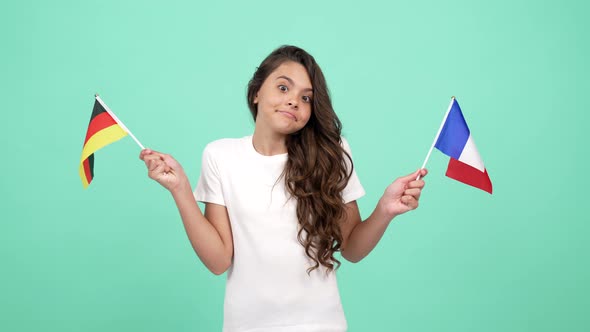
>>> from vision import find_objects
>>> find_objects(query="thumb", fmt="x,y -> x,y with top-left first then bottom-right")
399,169 -> 425,182
160,153 -> 182,169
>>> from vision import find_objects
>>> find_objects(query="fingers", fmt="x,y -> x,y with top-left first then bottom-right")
152,159 -> 172,175
139,148 -> 165,160
139,148 -> 150,160
400,169 -> 420,181
400,195 -> 419,209
139,149 -> 174,176
160,153 -> 178,166
143,154 -> 163,167
402,186 -> 423,206
407,179 -> 426,189
140,149 -> 177,166
146,157 -> 170,172
399,169 -> 427,190
403,187 -> 422,199
418,168 -> 428,178
401,174 -> 426,210
400,168 -> 428,182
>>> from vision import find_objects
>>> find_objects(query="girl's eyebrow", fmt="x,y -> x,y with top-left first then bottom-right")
276,75 -> 313,92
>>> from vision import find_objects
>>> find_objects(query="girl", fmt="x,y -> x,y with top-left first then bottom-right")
140,45 -> 427,332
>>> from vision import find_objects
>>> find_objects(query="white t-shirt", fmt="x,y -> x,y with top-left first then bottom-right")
194,135 -> 365,332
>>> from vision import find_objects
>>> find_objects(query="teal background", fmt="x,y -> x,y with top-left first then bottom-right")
2,0 -> 588,331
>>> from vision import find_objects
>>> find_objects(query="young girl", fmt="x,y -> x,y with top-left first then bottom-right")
140,45 -> 427,332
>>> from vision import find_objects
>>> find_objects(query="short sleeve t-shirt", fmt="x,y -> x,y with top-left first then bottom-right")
194,135 -> 365,332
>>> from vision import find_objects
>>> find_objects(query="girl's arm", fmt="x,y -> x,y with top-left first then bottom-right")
340,169 -> 427,263
140,149 -> 233,275
171,187 -> 233,275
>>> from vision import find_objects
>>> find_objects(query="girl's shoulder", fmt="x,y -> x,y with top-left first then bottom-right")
202,135 -> 251,158
340,135 -> 353,153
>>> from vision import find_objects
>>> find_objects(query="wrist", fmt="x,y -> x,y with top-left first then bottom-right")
170,179 -> 192,198
375,198 -> 398,223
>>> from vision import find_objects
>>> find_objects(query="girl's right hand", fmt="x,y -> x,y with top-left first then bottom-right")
139,149 -> 190,193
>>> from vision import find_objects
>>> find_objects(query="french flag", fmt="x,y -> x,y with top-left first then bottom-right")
434,98 -> 492,194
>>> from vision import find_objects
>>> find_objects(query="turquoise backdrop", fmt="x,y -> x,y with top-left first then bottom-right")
2,0 -> 588,331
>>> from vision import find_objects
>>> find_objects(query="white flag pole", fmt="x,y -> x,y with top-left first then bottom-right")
95,94 -> 145,150
416,96 -> 455,180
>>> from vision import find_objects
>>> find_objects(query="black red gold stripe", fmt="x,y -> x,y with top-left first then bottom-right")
79,99 -> 127,188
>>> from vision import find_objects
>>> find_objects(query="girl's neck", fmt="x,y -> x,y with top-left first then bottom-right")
252,128 -> 288,156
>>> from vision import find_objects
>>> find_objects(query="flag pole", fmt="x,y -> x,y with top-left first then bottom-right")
416,96 -> 455,180
95,94 -> 145,150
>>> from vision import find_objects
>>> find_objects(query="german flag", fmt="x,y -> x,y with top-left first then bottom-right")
79,97 -> 128,188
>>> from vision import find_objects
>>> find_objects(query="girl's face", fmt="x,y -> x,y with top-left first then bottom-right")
253,61 -> 313,136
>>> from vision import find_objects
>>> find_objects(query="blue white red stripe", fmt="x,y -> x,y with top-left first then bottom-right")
434,98 -> 492,194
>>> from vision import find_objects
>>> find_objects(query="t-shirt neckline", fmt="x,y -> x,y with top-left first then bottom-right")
245,135 -> 289,160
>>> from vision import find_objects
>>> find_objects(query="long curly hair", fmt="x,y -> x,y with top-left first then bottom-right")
247,45 -> 353,273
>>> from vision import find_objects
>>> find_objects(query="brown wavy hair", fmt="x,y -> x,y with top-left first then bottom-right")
247,45 -> 353,273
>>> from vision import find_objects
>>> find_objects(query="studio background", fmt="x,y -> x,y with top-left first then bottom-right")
2,0 -> 588,331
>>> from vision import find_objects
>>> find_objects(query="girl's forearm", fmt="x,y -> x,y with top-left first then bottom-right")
170,185 -> 231,275
341,200 -> 395,263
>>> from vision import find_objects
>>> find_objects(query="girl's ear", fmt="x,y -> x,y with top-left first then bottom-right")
253,93 -> 258,104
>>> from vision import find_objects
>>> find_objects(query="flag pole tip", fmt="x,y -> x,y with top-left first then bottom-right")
95,93 -> 99,97
451,96 -> 455,99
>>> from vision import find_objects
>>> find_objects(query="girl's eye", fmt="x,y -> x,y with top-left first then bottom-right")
302,96 -> 312,103
278,85 -> 288,92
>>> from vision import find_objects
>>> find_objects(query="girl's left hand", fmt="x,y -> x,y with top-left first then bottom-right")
378,168 -> 427,220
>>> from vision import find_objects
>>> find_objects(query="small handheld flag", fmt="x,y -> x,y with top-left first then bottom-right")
79,95 -> 144,188
419,97 -> 492,194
